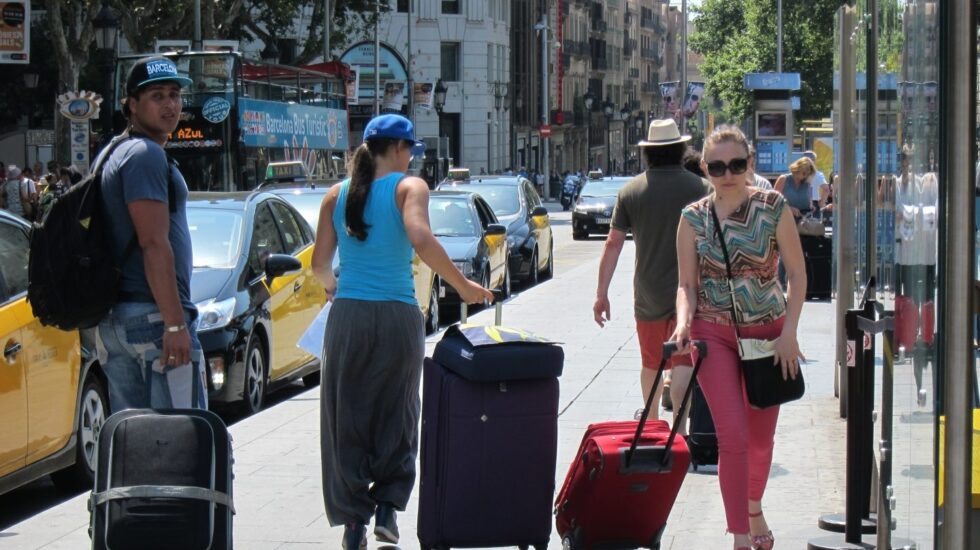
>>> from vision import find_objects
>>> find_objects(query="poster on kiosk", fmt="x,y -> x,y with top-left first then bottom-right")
744,73 -> 800,178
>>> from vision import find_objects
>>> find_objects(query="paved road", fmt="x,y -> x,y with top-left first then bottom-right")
0,203 -> 867,549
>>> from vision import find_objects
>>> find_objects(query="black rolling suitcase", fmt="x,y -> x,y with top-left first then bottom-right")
801,234 -> 832,300
418,300 -> 563,550
687,381 -> 718,470
89,361 -> 234,550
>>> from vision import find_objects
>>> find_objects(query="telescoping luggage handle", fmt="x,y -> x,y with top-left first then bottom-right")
625,340 -> 708,469
459,289 -> 505,325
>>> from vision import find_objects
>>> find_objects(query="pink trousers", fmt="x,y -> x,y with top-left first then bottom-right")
690,316 -> 785,534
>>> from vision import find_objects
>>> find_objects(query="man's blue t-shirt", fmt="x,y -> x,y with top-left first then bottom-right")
98,135 -> 196,315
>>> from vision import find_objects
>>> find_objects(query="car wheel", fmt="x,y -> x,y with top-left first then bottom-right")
572,231 -> 587,240
543,244 -> 554,280
51,374 -> 108,491
242,338 -> 267,415
528,249 -> 539,286
426,278 -> 441,334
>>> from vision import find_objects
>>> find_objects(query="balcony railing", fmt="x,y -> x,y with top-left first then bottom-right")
641,81 -> 658,94
640,17 -> 656,30
641,47 -> 656,60
591,19 -> 607,33
629,67 -> 640,79
591,56 -> 608,71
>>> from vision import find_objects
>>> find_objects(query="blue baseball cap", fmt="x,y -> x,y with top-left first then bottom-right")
363,114 -> 426,156
126,56 -> 194,96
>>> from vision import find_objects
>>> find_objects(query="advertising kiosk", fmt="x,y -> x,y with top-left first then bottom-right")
744,72 -> 801,180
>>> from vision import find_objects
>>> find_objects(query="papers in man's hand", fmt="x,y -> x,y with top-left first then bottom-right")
298,303 -> 331,358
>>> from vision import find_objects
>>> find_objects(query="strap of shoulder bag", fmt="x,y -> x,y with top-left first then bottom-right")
709,201 -> 744,341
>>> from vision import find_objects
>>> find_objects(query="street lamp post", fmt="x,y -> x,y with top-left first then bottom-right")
93,0 -> 119,143
634,115 -> 645,171
22,68 -> 38,167
603,100 -> 614,174
620,105 -> 629,174
583,91 -> 594,171
493,81 -> 505,174
434,79 -> 448,182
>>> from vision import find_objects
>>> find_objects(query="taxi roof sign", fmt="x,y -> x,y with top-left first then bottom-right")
448,167 -> 470,181
265,161 -> 309,182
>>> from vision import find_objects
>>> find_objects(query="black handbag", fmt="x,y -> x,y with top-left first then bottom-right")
710,203 -> 805,408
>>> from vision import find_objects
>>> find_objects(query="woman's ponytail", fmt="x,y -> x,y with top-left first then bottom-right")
345,143 -> 376,241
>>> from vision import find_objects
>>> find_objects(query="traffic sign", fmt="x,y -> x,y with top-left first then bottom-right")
540,124 -> 552,138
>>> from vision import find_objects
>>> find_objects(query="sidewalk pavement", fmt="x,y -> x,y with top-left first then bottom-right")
1,242 -> 847,549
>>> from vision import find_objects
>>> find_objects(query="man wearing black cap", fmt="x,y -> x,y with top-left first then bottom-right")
92,56 -> 205,411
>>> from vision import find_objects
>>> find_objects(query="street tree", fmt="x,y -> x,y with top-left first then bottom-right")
690,0 -> 840,124
42,0 -> 384,163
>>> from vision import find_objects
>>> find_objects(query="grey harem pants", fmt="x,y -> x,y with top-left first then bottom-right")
320,298 -> 425,526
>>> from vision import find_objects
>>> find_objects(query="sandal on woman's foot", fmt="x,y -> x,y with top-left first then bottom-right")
748,510 -> 774,550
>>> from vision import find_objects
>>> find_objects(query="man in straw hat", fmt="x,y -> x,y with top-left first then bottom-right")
593,119 -> 709,429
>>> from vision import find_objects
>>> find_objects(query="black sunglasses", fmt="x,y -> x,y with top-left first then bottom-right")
705,158 -> 749,177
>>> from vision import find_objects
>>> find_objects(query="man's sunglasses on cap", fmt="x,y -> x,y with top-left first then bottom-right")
706,158 -> 749,177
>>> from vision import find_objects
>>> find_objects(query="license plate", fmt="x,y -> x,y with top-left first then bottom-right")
596,218 -> 611,224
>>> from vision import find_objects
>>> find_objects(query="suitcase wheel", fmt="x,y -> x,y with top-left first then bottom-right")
562,528 -> 583,550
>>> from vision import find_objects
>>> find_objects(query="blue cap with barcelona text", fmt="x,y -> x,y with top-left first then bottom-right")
125,56 -> 193,96
363,114 -> 426,156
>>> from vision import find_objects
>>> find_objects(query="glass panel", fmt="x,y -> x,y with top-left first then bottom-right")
892,0 -> 938,546
0,222 -> 29,300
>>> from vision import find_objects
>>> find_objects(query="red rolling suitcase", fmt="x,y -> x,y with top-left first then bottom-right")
555,340 -> 707,550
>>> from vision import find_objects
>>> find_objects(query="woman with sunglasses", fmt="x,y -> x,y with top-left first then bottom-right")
311,114 -> 493,550
669,125 -> 806,550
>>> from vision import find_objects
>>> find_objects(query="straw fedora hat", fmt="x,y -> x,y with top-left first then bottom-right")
638,119 -> 692,147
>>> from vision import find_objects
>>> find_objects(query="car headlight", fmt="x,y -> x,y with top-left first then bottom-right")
453,260 -> 474,277
196,297 -> 236,331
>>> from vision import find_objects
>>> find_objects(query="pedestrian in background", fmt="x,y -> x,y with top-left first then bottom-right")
2,165 -> 36,220
773,156 -> 816,219
670,125 -> 806,550
93,56 -> 204,411
593,119 -> 708,430
311,113 -> 492,550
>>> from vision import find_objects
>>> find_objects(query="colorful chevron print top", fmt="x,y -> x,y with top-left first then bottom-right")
681,189 -> 788,326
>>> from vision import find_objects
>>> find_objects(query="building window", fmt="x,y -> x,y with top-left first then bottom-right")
441,42 -> 461,81
442,0 -> 459,14
397,0 -> 409,12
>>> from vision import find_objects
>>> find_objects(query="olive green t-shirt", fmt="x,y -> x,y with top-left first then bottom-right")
611,167 -> 710,321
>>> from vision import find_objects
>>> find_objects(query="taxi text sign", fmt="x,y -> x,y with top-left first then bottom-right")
0,1 -> 29,64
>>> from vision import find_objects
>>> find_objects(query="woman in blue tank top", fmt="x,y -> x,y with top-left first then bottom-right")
310,114 -> 492,549
774,156 -> 816,219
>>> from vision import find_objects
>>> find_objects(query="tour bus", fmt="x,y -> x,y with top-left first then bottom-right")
113,50 -> 351,191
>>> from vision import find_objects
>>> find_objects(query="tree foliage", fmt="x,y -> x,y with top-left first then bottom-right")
690,0 -> 841,124
36,0 -> 384,162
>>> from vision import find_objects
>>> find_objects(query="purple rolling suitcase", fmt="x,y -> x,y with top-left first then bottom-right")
418,301 -> 560,550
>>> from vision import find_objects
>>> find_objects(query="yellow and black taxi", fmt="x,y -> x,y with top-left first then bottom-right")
187,192 -> 326,414
572,176 -> 633,240
437,175 -> 554,286
429,190 -> 510,306
266,184 -> 444,334
0,210 -> 109,495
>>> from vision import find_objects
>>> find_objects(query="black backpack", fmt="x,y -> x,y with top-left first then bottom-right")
28,134 -> 138,330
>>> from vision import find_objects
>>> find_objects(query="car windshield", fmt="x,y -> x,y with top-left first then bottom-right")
429,198 -> 478,237
275,191 -> 326,231
581,180 -> 628,198
462,185 -> 520,216
187,209 -> 244,268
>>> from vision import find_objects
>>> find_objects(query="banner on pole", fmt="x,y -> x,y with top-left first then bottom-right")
682,81 -> 705,118
0,1 -> 29,64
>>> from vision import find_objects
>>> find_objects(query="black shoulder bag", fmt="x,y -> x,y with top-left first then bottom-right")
709,202 -> 805,409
